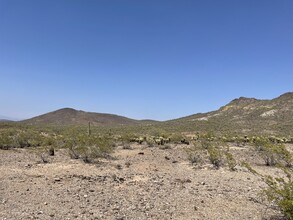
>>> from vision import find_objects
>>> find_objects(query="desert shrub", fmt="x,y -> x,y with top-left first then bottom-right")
186,140 -> 231,169
263,169 -> 293,220
186,141 -> 206,166
225,150 -> 237,171
159,144 -> 171,150
243,150 -> 293,219
200,138 -> 213,149
69,147 -> 79,159
207,146 -> 224,169
0,133 -> 13,150
122,142 -> 132,150
13,132 -> 31,148
120,133 -> 137,143
40,153 -> 49,163
146,140 -> 155,148
253,138 -> 292,167
170,133 -> 185,144
187,151 -> 204,165
148,128 -> 167,138
65,135 -> 113,163
201,131 -> 215,141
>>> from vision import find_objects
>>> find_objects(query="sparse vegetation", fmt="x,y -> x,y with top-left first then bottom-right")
225,149 -> 237,171
1,107 -> 293,220
253,137 -> 292,167
262,172 -> 293,220
207,146 -> 224,169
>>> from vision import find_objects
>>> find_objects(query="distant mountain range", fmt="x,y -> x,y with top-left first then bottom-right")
0,115 -> 18,122
8,92 -> 293,135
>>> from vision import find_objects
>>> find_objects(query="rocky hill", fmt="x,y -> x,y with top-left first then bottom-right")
22,108 -> 155,126
20,92 -> 293,135
163,92 -> 293,135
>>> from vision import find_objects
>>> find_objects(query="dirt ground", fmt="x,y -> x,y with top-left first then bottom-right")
0,143 -> 285,220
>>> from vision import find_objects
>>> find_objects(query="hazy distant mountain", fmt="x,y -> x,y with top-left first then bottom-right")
0,115 -> 16,121
163,92 -> 293,136
22,108 -> 157,126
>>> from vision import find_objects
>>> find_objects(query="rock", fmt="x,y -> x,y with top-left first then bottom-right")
54,178 -> 61,182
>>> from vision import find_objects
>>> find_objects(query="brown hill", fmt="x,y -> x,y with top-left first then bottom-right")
22,108 -> 156,126
163,92 -> 293,135
20,92 -> 293,135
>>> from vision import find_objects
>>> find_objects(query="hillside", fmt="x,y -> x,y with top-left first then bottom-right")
19,92 -> 293,135
22,108 -> 155,126
162,92 -> 293,135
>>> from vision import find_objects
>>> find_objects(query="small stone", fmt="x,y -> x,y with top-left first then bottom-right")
185,179 -> 192,183
54,178 -> 61,182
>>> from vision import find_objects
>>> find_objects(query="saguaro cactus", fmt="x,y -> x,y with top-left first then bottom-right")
88,122 -> 91,136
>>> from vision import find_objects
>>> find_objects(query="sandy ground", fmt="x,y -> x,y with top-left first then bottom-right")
0,143 -> 284,220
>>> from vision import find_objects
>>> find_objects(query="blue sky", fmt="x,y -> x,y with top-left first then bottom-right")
0,0 -> 292,120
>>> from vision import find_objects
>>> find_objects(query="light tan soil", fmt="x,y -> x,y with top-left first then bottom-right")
0,144 -> 284,220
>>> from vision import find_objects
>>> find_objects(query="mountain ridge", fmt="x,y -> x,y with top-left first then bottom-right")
163,92 -> 293,135
17,92 -> 293,135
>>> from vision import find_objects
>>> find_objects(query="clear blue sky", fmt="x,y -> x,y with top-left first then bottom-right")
0,0 -> 292,121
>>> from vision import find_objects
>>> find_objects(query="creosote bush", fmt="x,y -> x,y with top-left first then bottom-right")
207,146 -> 224,169
243,138 -> 293,219
262,168 -> 293,220
253,138 -> 292,167
185,141 -> 206,166
65,135 -> 113,163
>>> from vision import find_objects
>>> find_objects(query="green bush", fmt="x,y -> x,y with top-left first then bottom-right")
170,133 -> 184,143
0,133 -> 13,150
65,135 -> 113,163
253,138 -> 292,167
185,141 -> 206,166
207,146 -> 223,169
263,172 -> 293,219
